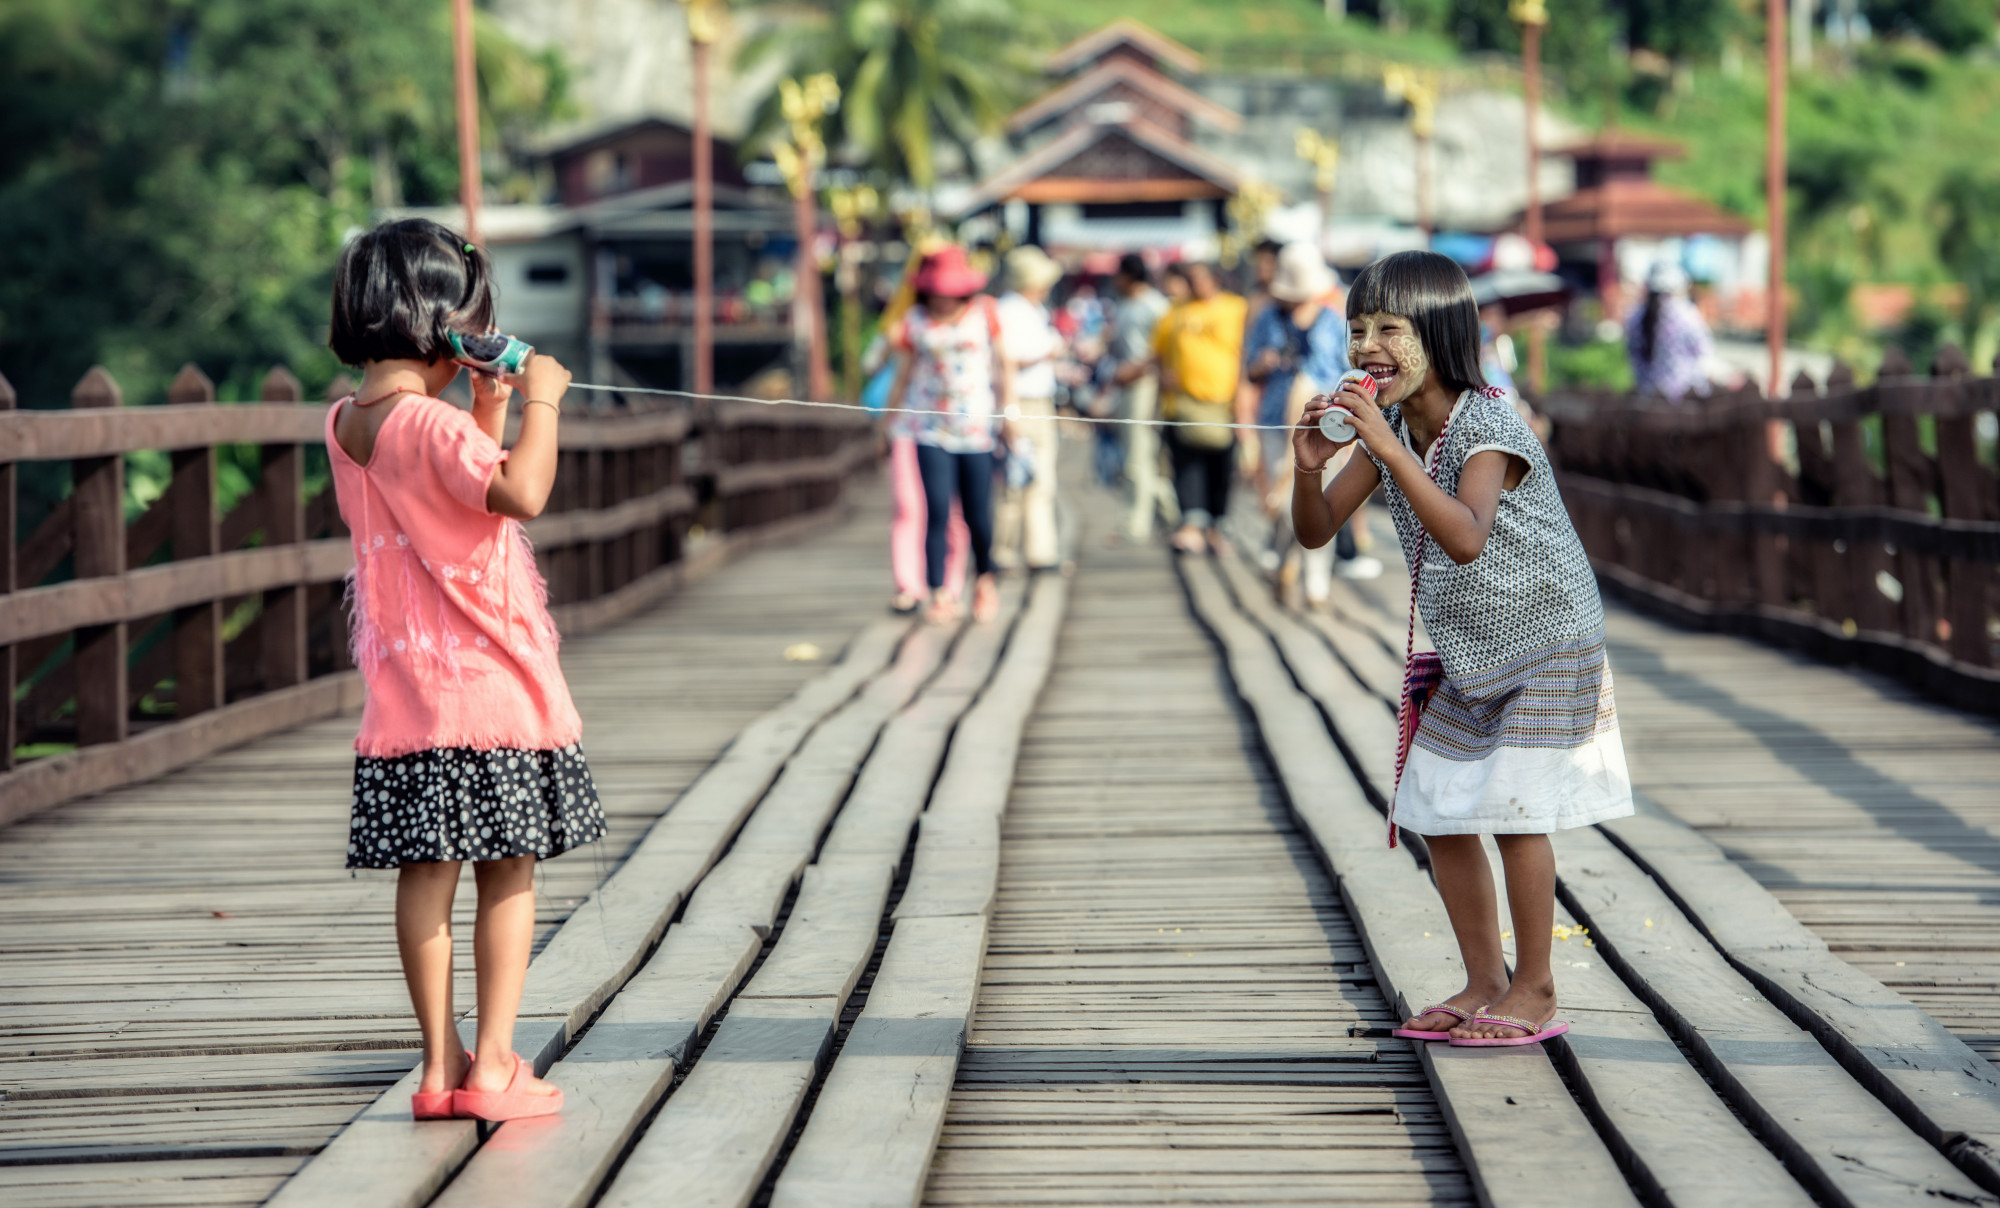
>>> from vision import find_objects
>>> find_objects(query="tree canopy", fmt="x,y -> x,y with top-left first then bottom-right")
0,0 -> 567,409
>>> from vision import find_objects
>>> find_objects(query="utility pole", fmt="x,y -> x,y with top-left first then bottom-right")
1513,0 -> 1549,395
450,0 -> 481,245
1294,129 -> 1340,248
775,74 -> 839,402
1385,67 -> 1440,241
1768,0 -> 1788,398
684,1 -> 720,396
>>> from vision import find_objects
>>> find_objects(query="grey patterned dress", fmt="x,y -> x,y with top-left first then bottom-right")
1361,390 -> 1634,835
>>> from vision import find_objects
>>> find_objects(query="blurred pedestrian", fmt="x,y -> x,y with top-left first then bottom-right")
1154,262 -> 1248,555
1626,262 -> 1714,402
1244,243 -> 1378,599
885,245 -> 1013,624
1110,254 -> 1176,541
865,331 -> 969,614
994,245 -> 1066,573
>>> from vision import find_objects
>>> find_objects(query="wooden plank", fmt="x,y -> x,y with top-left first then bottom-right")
1602,806 -> 2000,1195
924,576 -> 1068,821
265,618 -> 909,1207
261,1018 -> 565,1208
1555,822 -> 1991,1205
429,923 -> 762,1208
596,998 -> 839,1208
1177,556 -> 1640,1208
738,857 -> 897,1002
0,673 -> 366,829
771,916 -> 989,1208
892,812 -> 1001,921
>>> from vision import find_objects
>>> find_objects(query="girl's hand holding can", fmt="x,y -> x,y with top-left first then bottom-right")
509,353 -> 572,414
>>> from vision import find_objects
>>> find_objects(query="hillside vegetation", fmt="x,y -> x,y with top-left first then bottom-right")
1019,0 -> 2000,370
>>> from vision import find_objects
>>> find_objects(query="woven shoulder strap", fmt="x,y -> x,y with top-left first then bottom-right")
1388,408 -> 1454,847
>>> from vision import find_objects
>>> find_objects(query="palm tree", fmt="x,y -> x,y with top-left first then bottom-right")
738,0 -> 1034,191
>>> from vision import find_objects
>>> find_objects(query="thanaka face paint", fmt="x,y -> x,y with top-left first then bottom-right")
1348,312 -> 1431,407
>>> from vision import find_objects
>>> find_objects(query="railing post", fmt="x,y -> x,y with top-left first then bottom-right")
260,367 -> 310,688
166,364 -> 225,717
1878,347 -> 1940,645
71,367 -> 128,746
1803,364 -> 1852,626
1828,370 -> 1891,634
0,372 -> 14,771
1931,345 -> 1990,666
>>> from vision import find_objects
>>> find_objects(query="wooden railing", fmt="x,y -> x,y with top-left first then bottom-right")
1545,345 -> 2000,714
0,366 -> 876,824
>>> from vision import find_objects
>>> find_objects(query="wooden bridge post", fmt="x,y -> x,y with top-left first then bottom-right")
259,367 -> 310,689
1878,348 -> 1941,645
166,365 -> 225,717
0,372 -> 14,771
1931,345 -> 1991,666
70,367 -> 129,746
1802,365 -> 1853,626
1828,370 -> 1891,633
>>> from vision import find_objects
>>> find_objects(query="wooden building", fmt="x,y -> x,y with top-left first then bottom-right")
953,21 -> 1247,254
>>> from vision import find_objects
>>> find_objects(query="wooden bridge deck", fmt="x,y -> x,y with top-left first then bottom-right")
5,462 -> 2000,1208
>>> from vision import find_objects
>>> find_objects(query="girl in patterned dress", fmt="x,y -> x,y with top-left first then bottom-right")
326,219 -> 607,1119
1290,251 -> 1634,1047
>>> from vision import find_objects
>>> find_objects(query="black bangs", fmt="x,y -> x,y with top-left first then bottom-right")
328,218 -> 495,366
1345,251 -> 1487,394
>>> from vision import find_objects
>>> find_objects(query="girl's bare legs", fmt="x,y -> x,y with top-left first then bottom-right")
463,855 -> 559,1097
1403,834 -> 1510,1032
1454,833 -> 1560,1039
396,861 -> 469,1096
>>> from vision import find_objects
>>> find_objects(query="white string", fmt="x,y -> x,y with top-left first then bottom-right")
551,380 -> 1314,433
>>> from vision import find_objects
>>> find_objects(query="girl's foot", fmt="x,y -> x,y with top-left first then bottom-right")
972,576 -> 1000,624
1452,980 -> 1558,1041
891,592 -> 921,615
1206,530 -> 1232,556
1399,983 -> 1502,1038
411,1047 -> 470,1120
455,1052 -> 563,1121
1171,526 -> 1206,554
417,1046 -> 470,1097
925,594 -> 961,625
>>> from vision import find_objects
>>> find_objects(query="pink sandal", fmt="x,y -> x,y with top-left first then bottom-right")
1392,1003 -> 1474,1041
451,1053 -> 564,1121
1447,1010 -> 1570,1047
411,1056 -> 469,1120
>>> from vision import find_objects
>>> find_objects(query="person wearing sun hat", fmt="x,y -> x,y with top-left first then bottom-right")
1244,242 -> 1380,600
994,244 -> 1066,573
884,244 -> 1018,624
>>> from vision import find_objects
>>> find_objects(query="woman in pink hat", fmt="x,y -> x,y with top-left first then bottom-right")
884,245 -> 1018,624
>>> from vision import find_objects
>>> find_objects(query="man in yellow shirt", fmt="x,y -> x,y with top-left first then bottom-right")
1152,263 -> 1250,553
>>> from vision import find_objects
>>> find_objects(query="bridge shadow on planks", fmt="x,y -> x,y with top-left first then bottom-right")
1608,638 -> 2000,889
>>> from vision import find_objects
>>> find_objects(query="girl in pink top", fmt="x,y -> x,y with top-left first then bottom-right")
326,219 -> 601,1122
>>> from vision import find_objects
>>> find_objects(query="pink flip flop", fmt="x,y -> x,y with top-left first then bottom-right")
451,1053 -> 563,1121
411,1056 -> 469,1120
1447,1010 -> 1570,1047
1392,1002 -> 1474,1040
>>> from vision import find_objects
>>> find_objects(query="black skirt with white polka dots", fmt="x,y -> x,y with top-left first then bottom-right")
346,743 -> 607,869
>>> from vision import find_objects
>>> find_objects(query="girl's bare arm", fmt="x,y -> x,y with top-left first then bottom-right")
486,354 -> 571,520
1293,450 -> 1381,550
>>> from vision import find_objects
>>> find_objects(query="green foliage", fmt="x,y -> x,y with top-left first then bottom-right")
1936,167 -> 2000,335
1865,0 -> 1996,53
0,0 -> 568,412
740,0 -> 1039,191
1547,337 -> 1635,392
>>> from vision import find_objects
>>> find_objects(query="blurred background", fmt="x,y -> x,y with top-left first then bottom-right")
6,0 -> 1997,413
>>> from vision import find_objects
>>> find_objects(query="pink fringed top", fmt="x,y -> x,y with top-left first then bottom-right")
326,394 -> 582,758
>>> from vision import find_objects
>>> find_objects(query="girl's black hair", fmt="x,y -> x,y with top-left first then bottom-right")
329,218 -> 495,366
1344,251 -> 1487,394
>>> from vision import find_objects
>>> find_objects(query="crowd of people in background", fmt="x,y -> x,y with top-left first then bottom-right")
868,236 -> 1397,621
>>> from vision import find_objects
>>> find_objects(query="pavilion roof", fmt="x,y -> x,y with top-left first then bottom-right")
1008,58 -> 1242,137
1539,179 -> 1753,243
951,117 -> 1247,215
1045,19 -> 1205,77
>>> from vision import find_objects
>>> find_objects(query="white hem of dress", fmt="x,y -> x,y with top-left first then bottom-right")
1392,725 -> 1635,836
